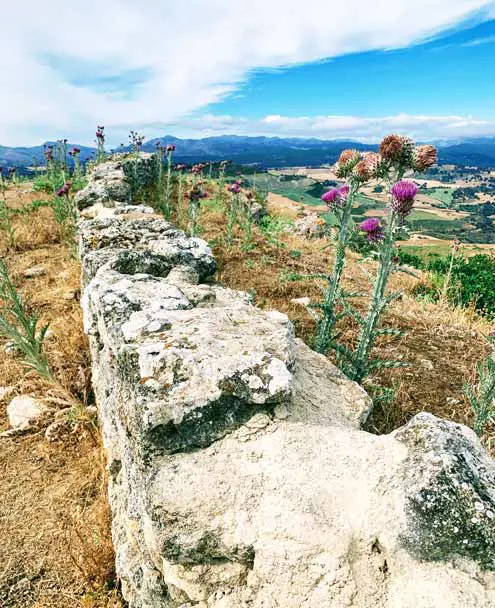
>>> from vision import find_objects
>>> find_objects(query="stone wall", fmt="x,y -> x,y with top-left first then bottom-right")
78,159 -> 495,607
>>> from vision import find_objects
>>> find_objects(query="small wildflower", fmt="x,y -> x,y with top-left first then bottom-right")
56,182 -> 71,197
166,144 -> 176,152
390,180 -> 418,218
360,217 -> 384,242
414,145 -> 437,171
229,181 -> 241,194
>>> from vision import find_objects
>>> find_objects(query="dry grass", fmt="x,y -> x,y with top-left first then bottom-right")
0,178 -> 492,606
0,186 -> 122,607
197,193 -> 494,444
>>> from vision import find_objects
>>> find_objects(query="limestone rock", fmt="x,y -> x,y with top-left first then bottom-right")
23,266 -> 45,278
7,395 -> 49,429
78,218 -> 216,285
249,202 -> 267,223
78,161 -> 495,608
293,212 -> 326,238
74,160 -> 130,209
114,204 -> 156,215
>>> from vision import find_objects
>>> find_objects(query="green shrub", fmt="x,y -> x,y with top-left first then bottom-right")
397,250 -> 425,270
447,254 -> 495,318
414,253 -> 495,318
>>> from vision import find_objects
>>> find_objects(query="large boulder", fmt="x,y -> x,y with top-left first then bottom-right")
79,161 -> 495,608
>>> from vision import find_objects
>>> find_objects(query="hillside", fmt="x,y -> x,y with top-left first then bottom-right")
3,135 -> 495,169
1,148 -> 494,605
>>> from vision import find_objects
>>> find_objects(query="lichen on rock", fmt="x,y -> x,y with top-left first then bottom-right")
78,160 -> 495,608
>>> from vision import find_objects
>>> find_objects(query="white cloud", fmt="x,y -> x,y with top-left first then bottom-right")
0,0 -> 494,145
158,112 -> 495,141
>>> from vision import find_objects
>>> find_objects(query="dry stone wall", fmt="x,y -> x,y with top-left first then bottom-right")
78,159 -> 495,607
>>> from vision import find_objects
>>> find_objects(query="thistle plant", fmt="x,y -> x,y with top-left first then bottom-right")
242,190 -> 255,249
0,168 -> 16,249
334,136 -> 437,384
96,125 -> 106,163
129,130 -> 145,157
163,144 -> 176,219
53,182 -> 77,253
187,182 -> 208,236
464,328 -> 495,437
68,146 -> 84,188
8,167 -> 17,185
314,149 -> 382,354
175,163 -> 187,228
191,163 -> 205,185
0,260 -> 52,378
226,180 -> 241,247
57,138 -> 69,176
213,160 -> 229,212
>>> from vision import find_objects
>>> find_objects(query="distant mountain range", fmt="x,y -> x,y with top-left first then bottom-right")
2,135 -> 495,170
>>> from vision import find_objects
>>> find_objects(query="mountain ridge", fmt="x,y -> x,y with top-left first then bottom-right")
2,135 -> 495,169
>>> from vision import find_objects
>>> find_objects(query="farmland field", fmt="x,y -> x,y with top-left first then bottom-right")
245,168 -> 495,244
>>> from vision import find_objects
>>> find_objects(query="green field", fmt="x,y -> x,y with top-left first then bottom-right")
422,187 -> 455,207
244,171 -> 494,244
247,173 -> 327,206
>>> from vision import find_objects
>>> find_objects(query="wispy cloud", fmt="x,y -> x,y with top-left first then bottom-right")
156,112 -> 495,142
461,33 -> 495,45
0,0 -> 494,145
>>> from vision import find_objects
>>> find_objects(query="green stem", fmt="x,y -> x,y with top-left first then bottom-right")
316,182 -> 358,354
177,171 -> 184,228
164,152 -> 173,219
352,210 -> 398,383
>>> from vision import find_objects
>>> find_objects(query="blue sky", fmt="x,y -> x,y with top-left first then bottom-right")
209,19 -> 495,120
1,0 -> 495,145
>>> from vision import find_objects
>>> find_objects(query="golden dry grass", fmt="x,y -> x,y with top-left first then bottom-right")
197,192 -> 494,442
0,186 -> 122,607
0,178 -> 493,606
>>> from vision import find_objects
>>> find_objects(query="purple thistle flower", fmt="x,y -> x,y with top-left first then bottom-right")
56,182 -> 71,197
229,183 -> 241,194
360,217 -> 384,242
321,185 -> 349,208
166,144 -> 176,152
390,180 -> 418,218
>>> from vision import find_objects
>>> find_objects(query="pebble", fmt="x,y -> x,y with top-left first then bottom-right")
23,266 -> 46,278
7,395 -> 49,429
